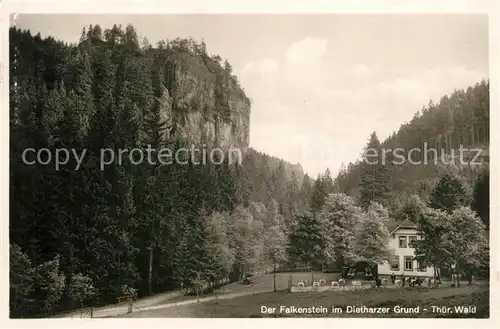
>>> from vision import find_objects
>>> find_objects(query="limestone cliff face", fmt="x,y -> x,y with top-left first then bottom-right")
162,51 -> 251,151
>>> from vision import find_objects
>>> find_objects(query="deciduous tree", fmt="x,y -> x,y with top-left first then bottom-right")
318,193 -> 362,274
353,208 -> 394,281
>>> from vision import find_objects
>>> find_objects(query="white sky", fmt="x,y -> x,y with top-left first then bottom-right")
15,14 -> 489,177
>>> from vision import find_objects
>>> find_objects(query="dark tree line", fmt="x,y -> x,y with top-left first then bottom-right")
298,80 -> 490,280
9,25 -> 311,317
332,81 -> 489,227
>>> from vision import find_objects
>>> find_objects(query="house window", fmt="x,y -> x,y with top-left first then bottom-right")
404,256 -> 413,271
399,236 -> 407,248
390,255 -> 400,271
417,260 -> 426,272
409,236 -> 417,247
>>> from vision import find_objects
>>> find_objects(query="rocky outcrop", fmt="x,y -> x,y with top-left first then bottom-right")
161,51 -> 251,152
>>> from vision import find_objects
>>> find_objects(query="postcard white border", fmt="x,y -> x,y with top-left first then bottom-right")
0,0 -> 498,328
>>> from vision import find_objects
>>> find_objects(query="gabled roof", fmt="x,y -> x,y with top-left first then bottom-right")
389,219 -> 417,235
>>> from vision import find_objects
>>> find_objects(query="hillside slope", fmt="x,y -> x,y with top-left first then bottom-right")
334,81 -> 489,211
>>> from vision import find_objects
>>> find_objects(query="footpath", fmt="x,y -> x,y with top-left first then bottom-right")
53,289 -> 185,318
56,282 -> 273,318
54,278 -> 263,318
119,287 -> 274,317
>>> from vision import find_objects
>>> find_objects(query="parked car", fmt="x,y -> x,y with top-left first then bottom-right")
241,273 -> 255,284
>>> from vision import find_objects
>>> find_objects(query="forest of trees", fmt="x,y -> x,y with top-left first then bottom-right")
9,25 -> 313,317
333,80 -> 490,213
298,125 -> 489,285
289,182 -> 488,287
9,24 -> 490,318
300,79 -> 490,287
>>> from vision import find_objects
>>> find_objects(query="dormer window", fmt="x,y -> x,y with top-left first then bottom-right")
398,236 -> 407,248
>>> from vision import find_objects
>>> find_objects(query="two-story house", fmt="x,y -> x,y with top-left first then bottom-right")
377,219 -> 436,277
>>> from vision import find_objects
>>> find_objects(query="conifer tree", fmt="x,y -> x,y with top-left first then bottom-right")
287,211 -> 325,270
359,132 -> 390,209
323,168 -> 334,194
428,170 -> 468,213
88,49 -> 116,152
285,171 -> 300,219
310,173 -> 327,212
471,170 -> 489,229
396,194 -> 426,222
299,174 -> 313,209
10,244 -> 35,317
70,49 -> 94,143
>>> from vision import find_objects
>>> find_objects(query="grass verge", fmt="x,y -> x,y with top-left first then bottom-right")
121,282 -> 488,318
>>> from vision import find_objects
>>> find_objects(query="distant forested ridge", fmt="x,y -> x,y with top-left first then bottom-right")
9,25 -> 312,317
333,80 -> 489,216
305,80 -> 489,287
